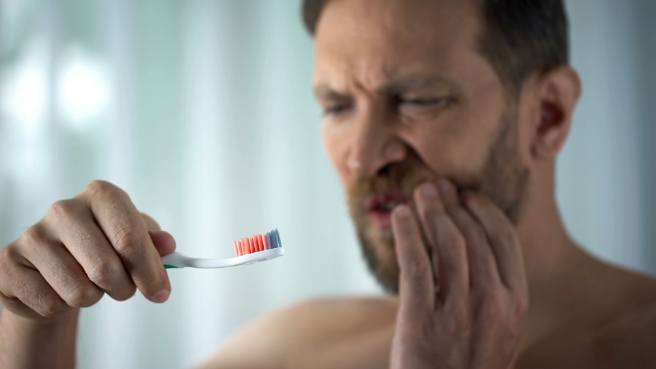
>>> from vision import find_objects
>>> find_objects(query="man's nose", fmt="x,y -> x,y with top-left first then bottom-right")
346,108 -> 406,177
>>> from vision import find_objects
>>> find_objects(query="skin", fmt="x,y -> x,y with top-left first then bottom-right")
1,0 -> 656,368
0,181 -> 175,369
204,0 -> 656,368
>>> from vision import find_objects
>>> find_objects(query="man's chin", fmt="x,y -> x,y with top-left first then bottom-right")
356,226 -> 400,294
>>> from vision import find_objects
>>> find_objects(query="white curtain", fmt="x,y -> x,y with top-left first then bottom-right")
1,1 -> 654,368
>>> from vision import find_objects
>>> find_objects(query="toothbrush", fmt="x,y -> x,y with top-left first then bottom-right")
161,229 -> 284,269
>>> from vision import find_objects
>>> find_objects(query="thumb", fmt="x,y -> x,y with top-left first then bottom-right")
149,230 -> 177,256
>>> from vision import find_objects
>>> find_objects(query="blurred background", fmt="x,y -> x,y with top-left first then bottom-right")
1,0 -> 655,368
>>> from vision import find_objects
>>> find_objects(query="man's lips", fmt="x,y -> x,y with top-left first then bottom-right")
363,191 -> 409,227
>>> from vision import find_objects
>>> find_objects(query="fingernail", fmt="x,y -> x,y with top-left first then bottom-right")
151,289 -> 170,303
419,183 -> 438,198
394,205 -> 411,219
437,178 -> 453,194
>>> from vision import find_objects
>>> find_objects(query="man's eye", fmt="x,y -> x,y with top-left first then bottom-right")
322,104 -> 351,116
400,97 -> 448,107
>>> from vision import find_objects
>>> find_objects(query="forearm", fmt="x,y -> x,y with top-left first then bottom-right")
0,307 -> 79,369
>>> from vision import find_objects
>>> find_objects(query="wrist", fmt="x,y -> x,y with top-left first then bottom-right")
2,307 -> 80,332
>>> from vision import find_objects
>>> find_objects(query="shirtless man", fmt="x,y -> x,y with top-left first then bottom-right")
1,0 -> 656,368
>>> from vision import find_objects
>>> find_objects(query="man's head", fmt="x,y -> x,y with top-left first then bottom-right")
305,0 -> 581,292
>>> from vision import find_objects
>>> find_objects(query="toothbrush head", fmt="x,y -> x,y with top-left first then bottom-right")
233,228 -> 283,256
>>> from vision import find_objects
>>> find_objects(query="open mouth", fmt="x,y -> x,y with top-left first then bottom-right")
363,191 -> 408,227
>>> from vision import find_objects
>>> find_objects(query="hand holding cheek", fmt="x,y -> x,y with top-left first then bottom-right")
389,179 -> 529,369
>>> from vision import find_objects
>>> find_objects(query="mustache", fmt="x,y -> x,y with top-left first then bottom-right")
349,164 -> 421,200
348,163 -> 484,203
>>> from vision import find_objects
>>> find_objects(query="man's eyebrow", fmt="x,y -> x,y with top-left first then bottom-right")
313,85 -> 348,99
380,75 -> 454,93
313,75 -> 454,98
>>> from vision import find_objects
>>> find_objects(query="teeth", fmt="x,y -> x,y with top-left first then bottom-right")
383,201 -> 397,211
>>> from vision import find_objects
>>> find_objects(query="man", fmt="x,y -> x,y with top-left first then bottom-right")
1,0 -> 655,368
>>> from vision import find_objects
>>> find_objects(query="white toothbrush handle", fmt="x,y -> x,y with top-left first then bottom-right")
162,248 -> 284,269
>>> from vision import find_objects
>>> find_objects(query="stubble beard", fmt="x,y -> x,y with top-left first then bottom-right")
348,106 -> 529,294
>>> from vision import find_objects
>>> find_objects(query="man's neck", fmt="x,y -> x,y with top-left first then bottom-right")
515,178 -> 614,346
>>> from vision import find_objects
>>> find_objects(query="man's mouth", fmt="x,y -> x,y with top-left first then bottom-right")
363,191 -> 408,228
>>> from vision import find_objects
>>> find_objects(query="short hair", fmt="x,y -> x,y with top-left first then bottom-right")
301,0 -> 569,96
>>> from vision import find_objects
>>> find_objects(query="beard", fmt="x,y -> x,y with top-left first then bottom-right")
347,106 -> 528,294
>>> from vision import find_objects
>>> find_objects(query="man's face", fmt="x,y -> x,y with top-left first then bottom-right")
313,0 -> 528,292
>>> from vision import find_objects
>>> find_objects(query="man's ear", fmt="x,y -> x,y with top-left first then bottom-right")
529,66 -> 581,159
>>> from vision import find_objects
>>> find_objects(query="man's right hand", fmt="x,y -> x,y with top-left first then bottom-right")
0,180 -> 175,321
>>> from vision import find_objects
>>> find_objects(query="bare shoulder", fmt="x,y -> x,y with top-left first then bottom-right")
591,270 -> 656,367
197,296 -> 397,369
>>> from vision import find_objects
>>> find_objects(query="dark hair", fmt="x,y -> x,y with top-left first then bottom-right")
301,0 -> 569,96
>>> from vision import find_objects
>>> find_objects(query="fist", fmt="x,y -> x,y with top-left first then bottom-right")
0,180 -> 176,321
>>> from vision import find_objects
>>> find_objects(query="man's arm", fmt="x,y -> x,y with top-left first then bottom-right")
0,307 -> 78,369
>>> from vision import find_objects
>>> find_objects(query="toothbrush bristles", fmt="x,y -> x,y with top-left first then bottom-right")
234,229 -> 282,256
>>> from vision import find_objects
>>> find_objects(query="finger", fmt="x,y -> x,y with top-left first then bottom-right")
17,229 -> 105,308
43,202 -> 137,301
446,204 -> 501,290
413,183 -> 443,288
464,193 -> 528,303
141,213 -> 176,256
149,230 -> 176,256
0,293 -> 45,320
391,204 -> 435,309
82,181 -> 170,303
0,247 -> 69,319
422,179 -> 470,304
438,179 -> 500,290
141,213 -> 161,231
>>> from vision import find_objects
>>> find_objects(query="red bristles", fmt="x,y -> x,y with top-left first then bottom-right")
257,235 -> 263,251
233,232 -> 274,256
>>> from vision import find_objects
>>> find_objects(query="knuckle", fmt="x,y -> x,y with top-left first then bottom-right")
66,285 -> 103,308
87,259 -> 122,288
113,284 -> 137,301
85,180 -> 113,196
47,199 -> 76,220
40,297 -> 67,319
112,226 -> 142,253
403,262 -> 431,279
0,248 -> 15,281
85,180 -> 127,201
1,244 -> 20,265
140,213 -> 161,231
419,205 -> 438,224
20,224 -> 49,249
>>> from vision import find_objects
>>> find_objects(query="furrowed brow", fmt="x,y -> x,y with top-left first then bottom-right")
378,74 -> 454,94
313,84 -> 349,100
